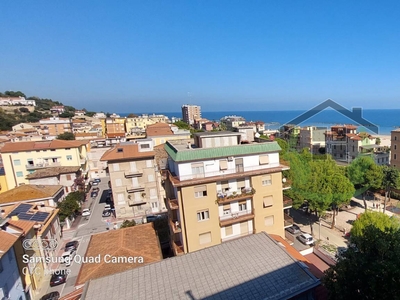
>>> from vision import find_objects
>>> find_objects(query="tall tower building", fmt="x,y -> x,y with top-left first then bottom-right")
181,104 -> 201,125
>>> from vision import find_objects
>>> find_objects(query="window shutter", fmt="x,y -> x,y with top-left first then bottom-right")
259,155 -> 269,165
219,160 -> 228,170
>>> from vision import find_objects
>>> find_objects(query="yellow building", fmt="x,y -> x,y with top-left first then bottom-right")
0,168 -> 8,194
1,140 -> 90,189
145,123 -> 191,146
164,132 -> 291,255
125,114 -> 169,136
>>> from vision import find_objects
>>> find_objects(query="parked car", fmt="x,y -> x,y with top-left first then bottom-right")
40,291 -> 60,300
102,210 -> 112,217
285,224 -> 301,235
50,272 -> 67,287
297,233 -> 315,245
61,249 -> 76,267
91,181 -> 99,186
82,209 -> 91,217
104,204 -> 111,210
92,187 -> 100,192
64,240 -> 79,252
91,191 -> 98,198
94,178 -> 101,183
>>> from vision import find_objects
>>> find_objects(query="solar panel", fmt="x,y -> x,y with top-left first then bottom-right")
18,212 -> 35,221
7,203 -> 33,217
30,212 -> 49,222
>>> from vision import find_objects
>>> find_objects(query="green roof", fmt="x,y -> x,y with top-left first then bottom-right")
165,142 -> 281,162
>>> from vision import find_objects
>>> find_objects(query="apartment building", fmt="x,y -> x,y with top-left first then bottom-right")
50,105 -> 65,114
145,123 -> 191,146
39,117 -> 72,136
220,115 -> 246,130
125,114 -> 169,135
1,140 -> 89,188
298,126 -> 326,154
106,117 -> 126,139
391,129 -> 400,168
0,96 -> 36,106
181,104 -> 201,125
100,140 -> 165,219
163,131 -> 290,255
325,125 -> 357,161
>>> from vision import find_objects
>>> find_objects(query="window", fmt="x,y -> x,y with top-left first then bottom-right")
151,202 -> 158,208
146,160 -> 153,168
66,174 -> 72,180
262,175 -> 272,186
134,192 -> 141,201
225,225 -> 233,236
148,174 -> 155,182
259,155 -> 269,165
194,185 -> 207,198
264,215 -> 274,226
219,160 -> 228,170
239,202 -> 247,211
141,144 -> 150,149
117,193 -> 125,204
191,163 -> 204,177
263,196 -> 273,208
197,210 -> 209,221
240,221 -> 249,234
221,181 -> 229,192
16,171 -> 23,177
130,162 -> 137,172
65,148 -> 71,150
66,155 -> 72,161
117,148 -> 123,153
13,159 -> 21,166
237,178 -> 245,190
131,177 -> 139,186
395,154 -> 397,160
395,145 -> 397,150
223,208 -> 231,215
51,149 -> 56,152
115,179 -> 122,187
150,188 -> 157,199
113,163 -> 120,171
235,158 -> 244,172
199,232 -> 211,245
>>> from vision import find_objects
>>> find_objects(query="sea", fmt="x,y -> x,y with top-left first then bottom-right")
119,109 -> 400,135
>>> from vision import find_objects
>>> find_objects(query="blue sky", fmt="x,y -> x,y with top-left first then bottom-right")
1,1 -> 400,112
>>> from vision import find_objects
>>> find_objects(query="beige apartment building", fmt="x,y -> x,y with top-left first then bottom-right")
1,140 -> 89,189
101,140 -> 165,218
181,104 -> 201,125
125,114 -> 170,136
298,126 -> 326,154
391,129 -> 400,168
39,117 -> 72,136
163,131 -> 291,255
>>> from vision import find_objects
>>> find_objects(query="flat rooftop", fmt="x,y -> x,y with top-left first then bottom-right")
83,232 -> 320,300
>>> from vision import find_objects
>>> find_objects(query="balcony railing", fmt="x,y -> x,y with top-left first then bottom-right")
216,187 -> 255,204
175,164 -> 282,182
126,186 -> 145,193
284,213 -> 294,227
283,196 -> 293,208
168,198 -> 179,210
172,240 -> 184,256
124,171 -> 143,178
219,209 -> 254,227
26,162 -> 61,170
170,219 -> 182,233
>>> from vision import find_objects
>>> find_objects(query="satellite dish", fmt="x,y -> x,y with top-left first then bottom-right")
255,133 -> 260,138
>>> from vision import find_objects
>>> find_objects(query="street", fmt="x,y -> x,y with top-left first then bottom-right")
39,178 -> 111,299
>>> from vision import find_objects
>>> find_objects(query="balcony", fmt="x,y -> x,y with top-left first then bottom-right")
282,178 -> 292,190
172,240 -> 184,256
216,187 -> 255,204
124,171 -> 143,178
219,209 -> 254,227
283,195 -> 293,208
126,186 -> 145,193
167,198 -> 179,210
170,219 -> 182,233
284,213 -> 294,227
26,162 -> 61,170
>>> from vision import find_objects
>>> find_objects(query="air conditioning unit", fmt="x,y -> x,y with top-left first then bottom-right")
227,157 -> 234,162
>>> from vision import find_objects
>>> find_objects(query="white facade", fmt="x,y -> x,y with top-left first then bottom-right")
0,96 -> 36,106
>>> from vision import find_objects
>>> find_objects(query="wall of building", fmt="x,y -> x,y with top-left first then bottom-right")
0,174 -> 9,194
0,247 -> 26,300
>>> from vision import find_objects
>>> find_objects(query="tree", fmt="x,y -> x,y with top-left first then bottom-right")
275,138 -> 289,155
57,192 -> 84,222
19,107 -> 29,113
120,220 -> 136,228
4,90 -> 26,97
323,226 -> 400,300
127,113 -> 138,118
375,137 -> 381,145
59,112 -> 75,118
57,132 -> 75,140
381,165 -> 400,213
350,211 -> 400,238
347,156 -> 383,211
173,120 -> 190,130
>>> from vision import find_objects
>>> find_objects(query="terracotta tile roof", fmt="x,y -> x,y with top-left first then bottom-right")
100,143 -> 154,162
76,223 -> 162,285
0,185 -> 63,204
60,287 -> 84,300
0,230 -> 19,258
7,219 -> 35,234
106,133 -> 125,138
26,166 -> 81,179
146,122 -> 173,136
346,133 -> 362,141
75,132 -> 99,137
0,140 -> 88,153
